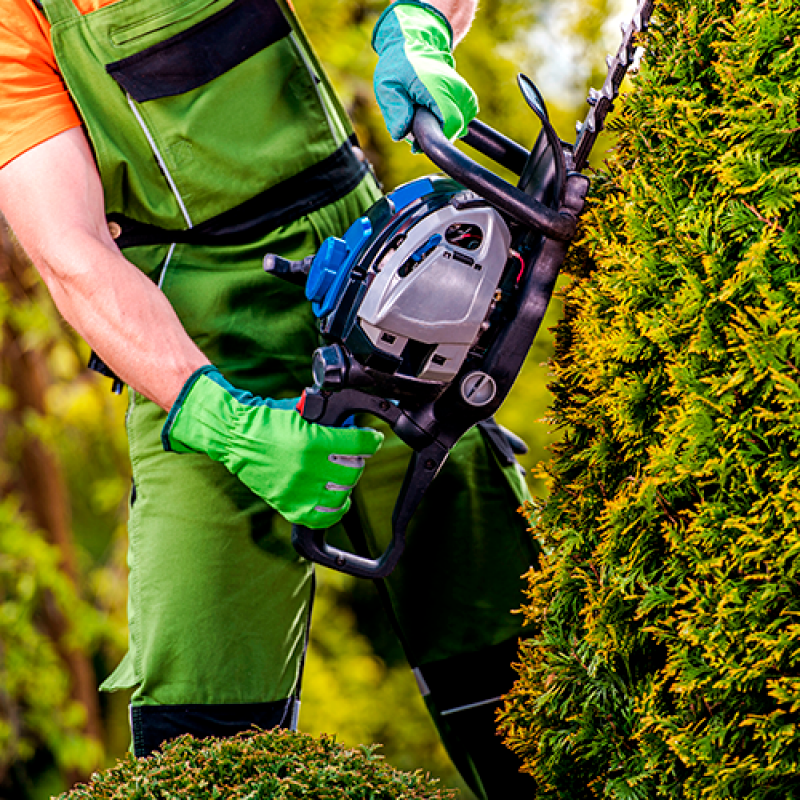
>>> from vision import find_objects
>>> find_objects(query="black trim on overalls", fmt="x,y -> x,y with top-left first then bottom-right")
130,699 -> 297,757
475,417 -> 528,465
416,636 -> 522,713
107,137 -> 370,249
90,138 -> 369,390
415,637 -> 538,796
105,0 -> 291,102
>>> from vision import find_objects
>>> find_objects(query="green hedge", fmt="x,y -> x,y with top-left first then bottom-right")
498,0 -> 800,797
57,730 -> 456,799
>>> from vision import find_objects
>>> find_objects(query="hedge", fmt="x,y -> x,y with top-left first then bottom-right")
498,0 -> 800,797
56,729 -> 456,799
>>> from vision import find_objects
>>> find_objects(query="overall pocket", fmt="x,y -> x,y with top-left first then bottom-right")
104,0 -> 342,227
109,0 -> 221,47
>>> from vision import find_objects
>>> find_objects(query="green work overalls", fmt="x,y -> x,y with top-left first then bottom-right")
39,0 -> 538,795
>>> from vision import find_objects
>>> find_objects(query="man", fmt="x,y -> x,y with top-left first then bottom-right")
0,0 -> 538,795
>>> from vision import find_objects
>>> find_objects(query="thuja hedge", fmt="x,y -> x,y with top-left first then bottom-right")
499,0 -> 800,797
57,729 -> 455,799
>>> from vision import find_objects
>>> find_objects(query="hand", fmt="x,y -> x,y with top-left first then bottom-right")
372,1 -> 479,142
162,366 -> 384,529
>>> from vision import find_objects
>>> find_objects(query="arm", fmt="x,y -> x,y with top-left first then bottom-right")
0,127 -> 383,528
427,0 -> 477,45
0,128 -> 210,411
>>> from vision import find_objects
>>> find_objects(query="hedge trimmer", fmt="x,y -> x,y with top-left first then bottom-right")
264,0 -> 655,578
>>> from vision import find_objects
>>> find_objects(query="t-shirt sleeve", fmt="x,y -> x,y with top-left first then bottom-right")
0,1 -> 82,170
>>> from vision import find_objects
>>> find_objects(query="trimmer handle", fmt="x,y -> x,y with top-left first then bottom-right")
411,109 -> 577,241
291,525 -> 400,579
292,385 -> 446,579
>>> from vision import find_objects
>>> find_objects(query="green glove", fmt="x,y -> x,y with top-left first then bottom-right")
372,0 -> 479,141
162,366 -> 383,529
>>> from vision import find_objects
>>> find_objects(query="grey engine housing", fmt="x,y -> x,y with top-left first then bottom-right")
358,203 -> 512,383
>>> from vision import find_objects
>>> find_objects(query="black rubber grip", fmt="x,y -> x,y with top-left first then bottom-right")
411,109 -> 576,241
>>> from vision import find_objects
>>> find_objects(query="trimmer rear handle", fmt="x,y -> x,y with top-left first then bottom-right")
291,385 -> 413,579
291,525 -> 403,579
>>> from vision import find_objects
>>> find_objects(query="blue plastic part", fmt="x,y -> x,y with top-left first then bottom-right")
310,216 -> 373,318
411,233 -> 442,262
388,178 -> 434,213
306,237 -> 348,304
306,178 -> 436,318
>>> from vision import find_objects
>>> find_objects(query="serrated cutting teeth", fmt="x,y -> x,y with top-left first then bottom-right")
572,0 -> 655,171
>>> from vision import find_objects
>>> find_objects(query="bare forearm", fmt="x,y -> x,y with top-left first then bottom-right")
427,0 -> 476,44
37,233 -> 209,410
0,130 -> 209,411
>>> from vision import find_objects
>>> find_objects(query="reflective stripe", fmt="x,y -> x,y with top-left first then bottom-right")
157,242 -> 177,290
329,453 -> 367,468
127,94 -> 193,229
289,698 -> 301,730
413,667 -> 431,697
325,482 -> 355,492
439,694 -> 504,716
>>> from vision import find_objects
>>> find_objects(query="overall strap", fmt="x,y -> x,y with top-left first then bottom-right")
39,0 -> 81,25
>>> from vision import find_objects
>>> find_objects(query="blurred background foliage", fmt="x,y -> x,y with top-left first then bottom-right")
0,0 -> 633,795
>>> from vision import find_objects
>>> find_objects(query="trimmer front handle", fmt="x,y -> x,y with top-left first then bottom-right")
412,108 -> 576,240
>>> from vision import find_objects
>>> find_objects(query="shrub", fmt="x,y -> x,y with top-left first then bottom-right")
498,0 -> 800,797
56,729 -> 457,799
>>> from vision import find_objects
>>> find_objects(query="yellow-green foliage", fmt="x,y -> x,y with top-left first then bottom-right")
58,729 -> 456,799
0,496 -> 104,778
498,0 -> 800,797
0,247 -> 123,788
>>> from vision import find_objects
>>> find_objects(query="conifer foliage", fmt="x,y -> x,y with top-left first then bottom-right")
57,729 -> 456,799
498,0 -> 800,797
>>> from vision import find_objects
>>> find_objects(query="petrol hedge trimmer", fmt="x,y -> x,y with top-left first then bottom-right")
264,0 -> 655,578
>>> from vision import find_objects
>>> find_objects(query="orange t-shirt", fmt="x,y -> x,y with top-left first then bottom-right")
0,0 -> 118,169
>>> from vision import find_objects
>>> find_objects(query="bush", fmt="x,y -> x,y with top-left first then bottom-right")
498,0 -> 800,797
56,729 -> 457,799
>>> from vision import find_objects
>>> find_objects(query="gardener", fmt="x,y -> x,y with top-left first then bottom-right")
0,0 -> 538,795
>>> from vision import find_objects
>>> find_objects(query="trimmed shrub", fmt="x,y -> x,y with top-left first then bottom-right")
498,0 -> 800,797
56,729 -> 457,799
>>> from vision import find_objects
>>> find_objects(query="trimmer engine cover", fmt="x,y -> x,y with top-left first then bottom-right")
305,176 -> 513,397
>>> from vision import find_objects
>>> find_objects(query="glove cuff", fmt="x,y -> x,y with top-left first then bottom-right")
372,0 -> 454,52
162,364 -> 222,453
